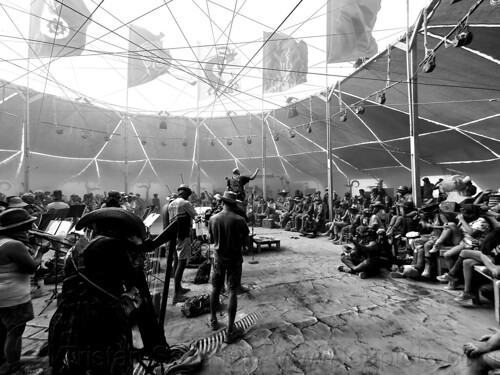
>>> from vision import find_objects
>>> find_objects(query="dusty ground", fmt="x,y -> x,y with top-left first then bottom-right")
24,226 -> 497,374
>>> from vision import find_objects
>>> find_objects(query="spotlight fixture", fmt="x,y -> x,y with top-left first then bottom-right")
289,129 -> 296,138
158,111 -> 169,129
182,139 -> 188,147
226,138 -> 233,146
56,128 -> 63,135
226,110 -> 237,117
141,139 -> 147,145
81,130 -> 88,139
210,139 -> 215,146
161,141 -> 167,147
286,97 -> 299,118
376,92 -> 386,105
422,53 -> 436,73
274,133 -> 280,141
306,123 -> 312,133
246,136 -> 252,144
339,110 -> 347,122
354,104 -> 365,114
450,26 -> 473,48
104,135 -> 111,142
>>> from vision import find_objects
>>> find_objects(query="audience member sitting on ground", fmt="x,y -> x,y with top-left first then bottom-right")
300,196 -> 324,238
279,197 -> 294,229
284,197 -> 303,231
291,194 -> 313,232
433,204 -> 490,276
324,201 -> 350,242
330,205 -> 361,244
337,226 -> 392,279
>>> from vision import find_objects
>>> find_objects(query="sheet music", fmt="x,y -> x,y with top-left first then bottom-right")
143,213 -> 160,228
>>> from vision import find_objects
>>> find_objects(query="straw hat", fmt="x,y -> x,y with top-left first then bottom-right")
75,208 -> 147,240
0,208 -> 37,231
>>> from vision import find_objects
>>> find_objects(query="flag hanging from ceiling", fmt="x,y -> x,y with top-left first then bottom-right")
28,0 -> 91,58
197,45 -> 243,101
326,0 -> 381,64
127,25 -> 172,88
262,32 -> 308,94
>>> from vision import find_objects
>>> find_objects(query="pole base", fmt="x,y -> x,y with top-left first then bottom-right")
248,259 -> 259,264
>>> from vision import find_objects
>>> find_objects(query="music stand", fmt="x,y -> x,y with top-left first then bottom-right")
38,208 -> 70,315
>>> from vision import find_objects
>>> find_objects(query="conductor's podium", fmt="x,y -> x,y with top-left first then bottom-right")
252,236 -> 280,253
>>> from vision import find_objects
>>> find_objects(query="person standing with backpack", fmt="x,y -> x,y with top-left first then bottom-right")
208,191 -> 249,343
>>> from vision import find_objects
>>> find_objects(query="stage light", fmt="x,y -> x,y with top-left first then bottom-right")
306,123 -> 312,133
182,139 -> 188,147
450,28 -> 473,48
104,135 -> 111,142
286,97 -> 299,118
226,138 -> 233,146
376,92 -> 386,105
158,111 -> 169,129
81,131 -> 88,139
289,129 -> 296,138
246,136 -> 252,144
210,139 -> 215,146
161,141 -> 167,147
274,133 -> 279,141
339,110 -> 347,122
56,128 -> 63,135
354,104 -> 365,114
226,110 -> 237,117
422,53 -> 436,73
141,139 -> 147,145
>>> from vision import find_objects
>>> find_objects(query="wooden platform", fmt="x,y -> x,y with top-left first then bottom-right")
252,236 -> 280,253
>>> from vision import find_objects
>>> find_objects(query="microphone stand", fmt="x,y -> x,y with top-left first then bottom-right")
248,191 -> 258,264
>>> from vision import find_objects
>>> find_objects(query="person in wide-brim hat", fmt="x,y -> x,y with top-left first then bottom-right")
75,208 -> 147,240
177,184 -> 192,196
6,196 -> 28,209
0,208 -> 37,230
220,191 -> 240,205
277,189 -> 289,197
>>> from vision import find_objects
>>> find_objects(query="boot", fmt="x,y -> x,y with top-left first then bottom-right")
421,262 -> 432,279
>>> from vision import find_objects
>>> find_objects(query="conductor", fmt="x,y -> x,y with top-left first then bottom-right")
227,168 -> 260,202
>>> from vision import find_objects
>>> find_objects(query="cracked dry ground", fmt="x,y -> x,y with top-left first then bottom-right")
165,228 -> 499,375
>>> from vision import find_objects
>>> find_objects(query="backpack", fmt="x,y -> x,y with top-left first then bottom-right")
193,260 -> 211,284
181,293 -> 211,318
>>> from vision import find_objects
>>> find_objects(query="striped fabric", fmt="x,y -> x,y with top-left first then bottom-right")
133,310 -> 262,374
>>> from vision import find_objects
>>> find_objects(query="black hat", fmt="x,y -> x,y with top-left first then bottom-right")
76,208 -> 147,240
177,184 -> 192,196
220,191 -> 238,205
0,208 -> 37,230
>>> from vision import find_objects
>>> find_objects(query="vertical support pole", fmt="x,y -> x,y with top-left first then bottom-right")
262,114 -> 267,201
407,2 -> 422,207
326,73 -> 333,221
23,87 -> 30,193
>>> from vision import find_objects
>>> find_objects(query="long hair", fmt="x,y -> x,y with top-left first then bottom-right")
481,228 -> 500,255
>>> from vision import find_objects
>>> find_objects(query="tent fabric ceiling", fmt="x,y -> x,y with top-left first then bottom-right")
0,0 -> 499,196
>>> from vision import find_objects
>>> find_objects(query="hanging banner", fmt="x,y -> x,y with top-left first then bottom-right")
262,31 -> 308,93
326,0 -> 381,64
